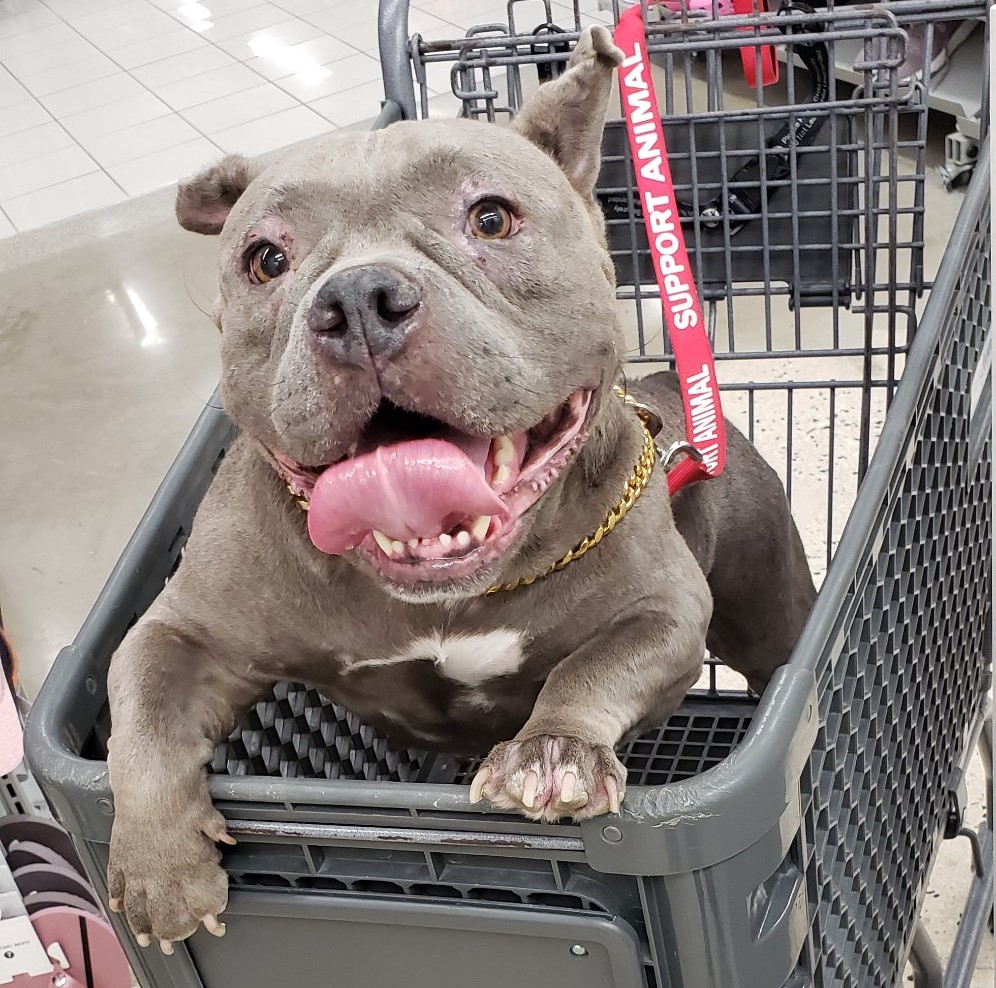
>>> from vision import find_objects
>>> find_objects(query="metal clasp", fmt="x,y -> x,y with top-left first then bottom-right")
657,441 -> 704,471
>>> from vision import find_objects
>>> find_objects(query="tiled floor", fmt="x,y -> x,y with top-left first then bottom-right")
0,0 -> 609,234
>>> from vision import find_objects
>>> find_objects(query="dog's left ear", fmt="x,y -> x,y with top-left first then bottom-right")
512,25 -> 623,203
175,154 -> 262,235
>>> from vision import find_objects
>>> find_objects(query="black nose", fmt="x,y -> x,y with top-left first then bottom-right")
307,264 -> 422,365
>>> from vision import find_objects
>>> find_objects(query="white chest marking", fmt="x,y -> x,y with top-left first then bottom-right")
347,629 -> 527,686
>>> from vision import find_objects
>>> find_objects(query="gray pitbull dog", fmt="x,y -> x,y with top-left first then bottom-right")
105,26 -> 816,949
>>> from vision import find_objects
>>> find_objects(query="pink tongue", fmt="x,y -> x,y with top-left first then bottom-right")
307,438 -> 507,555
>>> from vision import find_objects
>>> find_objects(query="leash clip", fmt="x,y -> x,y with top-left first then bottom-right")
658,441 -> 704,472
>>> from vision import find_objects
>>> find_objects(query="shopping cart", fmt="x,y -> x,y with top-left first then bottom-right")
25,2 -> 992,987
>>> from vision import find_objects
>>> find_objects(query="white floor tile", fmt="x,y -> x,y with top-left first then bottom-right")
0,21 -> 78,58
2,170 -> 123,230
64,1 -> 160,31
0,144 -> 99,199
239,30 -> 356,78
0,36 -> 100,76
302,3 -> 382,34
310,78 -> 384,127
0,119 -> 73,166
0,98 -> 51,137
269,0 -> 337,15
199,3 -> 290,41
418,0 -> 512,20
105,135 -> 222,194
109,25 -> 206,68
180,80 -> 295,132
153,61 -> 263,109
240,53 -> 294,80
320,18 -> 378,54
60,91 -> 172,141
0,69 -> 32,109
18,52 -> 119,98
0,6 -> 59,40
332,9 -> 461,53
210,102 -> 331,155
42,0 -> 136,16
274,50 -> 381,102
75,112 -> 201,166
39,72 -> 144,118
216,17 -> 324,60
130,44 -> 236,89
72,9 -> 179,48
0,209 -> 14,237
179,0 -> 262,16
278,32 -> 357,65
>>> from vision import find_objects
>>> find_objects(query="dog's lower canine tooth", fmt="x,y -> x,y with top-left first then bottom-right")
471,515 -> 490,540
493,464 -> 511,486
372,530 -> 394,555
493,436 -> 515,466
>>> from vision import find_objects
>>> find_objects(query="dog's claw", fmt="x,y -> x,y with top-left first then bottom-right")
202,915 -> 226,938
217,833 -> 237,847
159,940 -> 174,956
136,934 -> 151,948
468,767 -> 491,804
605,775 -> 621,815
108,897 -> 123,913
521,769 -> 540,809
559,770 -> 578,806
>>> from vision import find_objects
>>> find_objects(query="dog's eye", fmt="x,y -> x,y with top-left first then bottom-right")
468,200 -> 514,240
248,243 -> 289,283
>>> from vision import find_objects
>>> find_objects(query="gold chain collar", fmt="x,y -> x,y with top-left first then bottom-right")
287,389 -> 678,594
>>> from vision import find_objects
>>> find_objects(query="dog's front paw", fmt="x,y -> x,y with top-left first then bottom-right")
107,796 -> 234,952
469,735 -> 626,822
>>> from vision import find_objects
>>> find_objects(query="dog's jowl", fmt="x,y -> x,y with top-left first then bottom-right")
105,26 -> 816,947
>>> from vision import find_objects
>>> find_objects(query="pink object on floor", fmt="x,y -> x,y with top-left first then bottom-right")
30,907 -> 132,988
0,673 -> 22,776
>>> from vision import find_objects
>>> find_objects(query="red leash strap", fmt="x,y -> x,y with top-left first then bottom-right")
614,5 -> 726,495
733,0 -> 779,87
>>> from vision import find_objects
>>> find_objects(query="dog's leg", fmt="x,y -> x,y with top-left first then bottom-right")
106,618 -> 271,949
470,573 -> 711,822
703,499 -> 817,695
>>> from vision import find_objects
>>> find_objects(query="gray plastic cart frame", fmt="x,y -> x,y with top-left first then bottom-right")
25,4 -> 992,987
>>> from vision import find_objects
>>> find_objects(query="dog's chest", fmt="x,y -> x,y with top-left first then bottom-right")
346,628 -> 528,687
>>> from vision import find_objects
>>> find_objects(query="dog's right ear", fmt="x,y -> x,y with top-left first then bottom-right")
175,154 -> 260,235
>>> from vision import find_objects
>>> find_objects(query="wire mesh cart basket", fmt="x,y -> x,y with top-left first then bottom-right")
25,1 -> 992,987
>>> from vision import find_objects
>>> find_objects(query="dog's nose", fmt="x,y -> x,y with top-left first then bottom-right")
307,264 -> 421,364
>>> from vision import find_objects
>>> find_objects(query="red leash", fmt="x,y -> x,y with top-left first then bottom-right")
614,5 -> 726,495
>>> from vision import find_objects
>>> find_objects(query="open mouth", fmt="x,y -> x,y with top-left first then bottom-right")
272,389 -> 593,585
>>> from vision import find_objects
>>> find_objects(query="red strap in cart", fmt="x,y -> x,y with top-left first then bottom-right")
733,0 -> 779,87
614,5 -> 726,494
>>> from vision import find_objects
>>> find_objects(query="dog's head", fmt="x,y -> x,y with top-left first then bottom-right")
177,27 -> 624,601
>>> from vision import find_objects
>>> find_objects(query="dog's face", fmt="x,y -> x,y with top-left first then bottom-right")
177,28 -> 623,601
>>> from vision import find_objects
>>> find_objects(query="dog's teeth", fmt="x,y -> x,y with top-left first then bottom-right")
408,539 -> 419,549
438,532 -> 452,548
471,515 -> 490,540
455,530 -> 472,549
391,540 -> 405,555
493,435 -> 516,466
372,530 -> 395,556
493,464 -> 511,487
